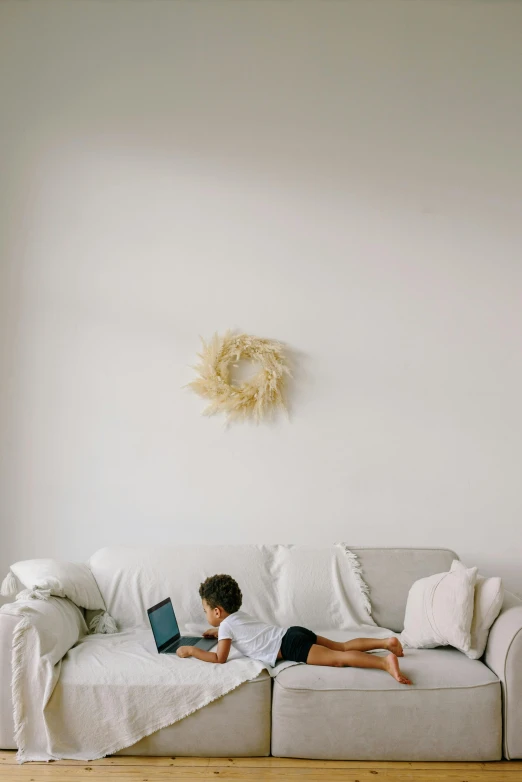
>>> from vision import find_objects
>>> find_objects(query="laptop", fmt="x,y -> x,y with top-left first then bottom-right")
147,597 -> 216,654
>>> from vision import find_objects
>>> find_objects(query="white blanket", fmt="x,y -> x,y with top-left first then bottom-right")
3,544 -> 392,763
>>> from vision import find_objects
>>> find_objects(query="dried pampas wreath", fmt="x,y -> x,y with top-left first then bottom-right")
188,331 -> 290,423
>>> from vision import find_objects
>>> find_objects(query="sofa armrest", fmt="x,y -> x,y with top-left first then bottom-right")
0,597 -> 88,752
0,613 -> 19,749
484,589 -> 522,759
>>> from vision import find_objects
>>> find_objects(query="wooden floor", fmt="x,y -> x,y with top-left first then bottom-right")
1,754 -> 522,782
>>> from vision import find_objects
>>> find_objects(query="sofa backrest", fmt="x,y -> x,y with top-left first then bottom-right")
88,545 -> 458,634
88,544 -> 377,633
352,547 -> 459,631
89,545 -> 276,632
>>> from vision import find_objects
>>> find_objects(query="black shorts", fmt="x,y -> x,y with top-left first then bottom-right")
280,626 -> 317,663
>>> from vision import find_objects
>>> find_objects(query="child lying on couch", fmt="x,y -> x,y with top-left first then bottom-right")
176,574 -> 411,684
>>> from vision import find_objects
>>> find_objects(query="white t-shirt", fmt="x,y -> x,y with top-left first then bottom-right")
218,611 -> 286,667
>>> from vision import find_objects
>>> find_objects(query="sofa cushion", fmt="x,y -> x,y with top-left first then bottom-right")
352,547 -> 459,632
115,672 -> 271,757
48,626 -> 270,758
451,560 -> 504,660
401,562 -> 478,653
2,559 -> 107,611
271,647 -> 502,761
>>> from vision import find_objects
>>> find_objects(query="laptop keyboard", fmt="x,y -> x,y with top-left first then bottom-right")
179,636 -> 204,647
166,636 -> 209,652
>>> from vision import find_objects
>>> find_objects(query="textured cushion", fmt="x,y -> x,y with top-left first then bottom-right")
2,560 -> 106,611
352,548 -> 458,632
271,647 -> 501,760
451,560 -> 504,660
401,562 -> 477,652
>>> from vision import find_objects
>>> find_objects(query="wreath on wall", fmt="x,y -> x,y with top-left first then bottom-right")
188,331 -> 290,423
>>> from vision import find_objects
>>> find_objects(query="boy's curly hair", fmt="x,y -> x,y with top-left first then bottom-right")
199,574 -> 242,614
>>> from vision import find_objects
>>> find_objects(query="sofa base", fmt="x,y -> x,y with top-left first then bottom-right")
115,671 -> 271,757
271,649 -> 502,761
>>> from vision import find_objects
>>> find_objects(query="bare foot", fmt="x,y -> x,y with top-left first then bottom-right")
384,653 -> 412,685
386,637 -> 404,657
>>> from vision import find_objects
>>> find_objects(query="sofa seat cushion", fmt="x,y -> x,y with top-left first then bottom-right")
271,647 -> 502,761
47,628 -> 271,758
114,669 -> 270,757
277,645 -> 498,691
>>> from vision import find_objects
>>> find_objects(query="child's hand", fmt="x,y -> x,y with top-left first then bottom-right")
176,646 -> 193,658
203,628 -> 218,638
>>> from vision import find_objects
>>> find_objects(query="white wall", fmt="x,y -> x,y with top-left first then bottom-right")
1,0 -> 521,595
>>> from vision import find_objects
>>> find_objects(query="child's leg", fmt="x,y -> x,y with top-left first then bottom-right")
307,645 -> 412,685
316,635 -> 403,657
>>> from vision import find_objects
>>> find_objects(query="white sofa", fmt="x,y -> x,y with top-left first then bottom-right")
1,546 -> 521,761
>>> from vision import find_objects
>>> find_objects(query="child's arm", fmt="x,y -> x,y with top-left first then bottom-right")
176,638 -> 231,664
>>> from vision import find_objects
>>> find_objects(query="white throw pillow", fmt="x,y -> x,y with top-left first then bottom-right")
450,560 -> 504,659
401,561 -> 477,653
1,559 -> 106,611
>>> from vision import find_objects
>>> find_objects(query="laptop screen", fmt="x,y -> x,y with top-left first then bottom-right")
148,599 -> 179,650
